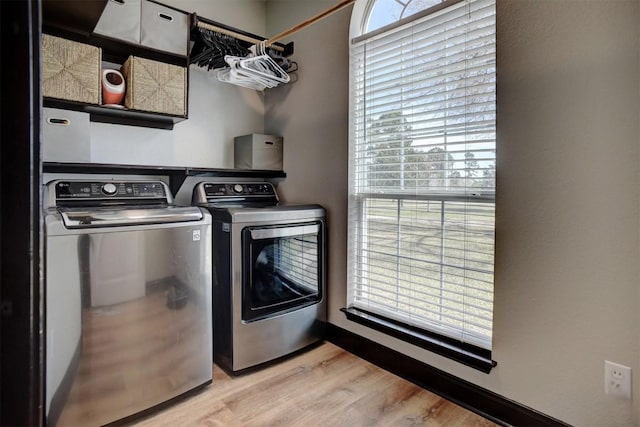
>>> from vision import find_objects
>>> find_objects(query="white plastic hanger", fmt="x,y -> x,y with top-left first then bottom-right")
238,42 -> 290,85
215,57 -> 270,91
216,43 -> 289,91
211,0 -> 356,91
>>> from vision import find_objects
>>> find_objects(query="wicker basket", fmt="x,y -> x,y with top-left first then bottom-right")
42,34 -> 101,104
121,56 -> 186,116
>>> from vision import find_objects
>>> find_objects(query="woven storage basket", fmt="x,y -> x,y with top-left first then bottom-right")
121,56 -> 186,116
42,34 -> 101,104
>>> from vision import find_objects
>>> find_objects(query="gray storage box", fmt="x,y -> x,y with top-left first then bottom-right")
234,134 -> 283,171
93,0 -> 188,56
140,0 -> 189,56
93,0 -> 141,45
42,107 -> 91,162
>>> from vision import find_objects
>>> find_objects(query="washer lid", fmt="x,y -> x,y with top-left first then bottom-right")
59,205 -> 203,228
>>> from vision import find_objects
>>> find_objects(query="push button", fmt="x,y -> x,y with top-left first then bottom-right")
102,183 -> 117,195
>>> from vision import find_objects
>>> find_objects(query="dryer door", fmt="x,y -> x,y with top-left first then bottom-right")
241,221 -> 324,322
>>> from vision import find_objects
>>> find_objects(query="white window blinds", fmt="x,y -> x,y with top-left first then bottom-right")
348,0 -> 496,350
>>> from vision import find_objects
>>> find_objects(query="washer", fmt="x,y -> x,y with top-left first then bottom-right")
192,181 -> 326,374
44,179 -> 212,426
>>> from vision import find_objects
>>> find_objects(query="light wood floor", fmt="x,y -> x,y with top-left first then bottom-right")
133,342 -> 498,427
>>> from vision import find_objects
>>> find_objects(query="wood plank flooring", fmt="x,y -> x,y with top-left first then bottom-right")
133,342 -> 498,427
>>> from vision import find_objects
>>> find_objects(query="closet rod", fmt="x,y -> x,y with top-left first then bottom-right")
266,0 -> 355,45
195,19 -> 285,52
195,0 -> 355,53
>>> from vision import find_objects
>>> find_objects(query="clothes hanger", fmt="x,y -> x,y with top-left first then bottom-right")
210,0 -> 356,90
216,57 -> 273,91
238,42 -> 290,85
215,41 -> 287,90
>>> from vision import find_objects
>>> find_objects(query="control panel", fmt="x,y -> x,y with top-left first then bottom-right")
53,181 -> 169,205
202,183 -> 275,198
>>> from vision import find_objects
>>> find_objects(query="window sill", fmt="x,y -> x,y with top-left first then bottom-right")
340,307 -> 497,374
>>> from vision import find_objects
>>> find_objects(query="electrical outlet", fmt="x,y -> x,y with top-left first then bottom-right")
605,360 -> 632,399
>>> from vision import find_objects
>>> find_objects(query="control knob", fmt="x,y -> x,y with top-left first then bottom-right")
233,184 -> 243,194
102,183 -> 118,196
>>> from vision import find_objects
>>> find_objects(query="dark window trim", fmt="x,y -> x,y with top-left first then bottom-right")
341,306 -> 496,373
354,0 -> 464,43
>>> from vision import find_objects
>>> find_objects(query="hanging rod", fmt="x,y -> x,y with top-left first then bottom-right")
194,0 -> 355,52
266,0 -> 355,45
194,17 -> 286,53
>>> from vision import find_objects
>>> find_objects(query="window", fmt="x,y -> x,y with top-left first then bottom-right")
346,0 -> 496,371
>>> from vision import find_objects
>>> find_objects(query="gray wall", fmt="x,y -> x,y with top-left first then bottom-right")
266,0 -> 640,426
494,1 -> 639,424
265,1 -> 350,334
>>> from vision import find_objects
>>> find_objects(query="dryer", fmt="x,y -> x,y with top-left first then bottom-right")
192,181 -> 327,374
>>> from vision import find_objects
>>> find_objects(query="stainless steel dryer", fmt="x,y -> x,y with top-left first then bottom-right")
192,182 -> 326,374
44,179 -> 213,426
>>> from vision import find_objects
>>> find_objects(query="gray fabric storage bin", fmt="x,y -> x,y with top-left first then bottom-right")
234,134 -> 283,171
93,0 -> 141,45
42,108 -> 91,163
140,0 -> 189,56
